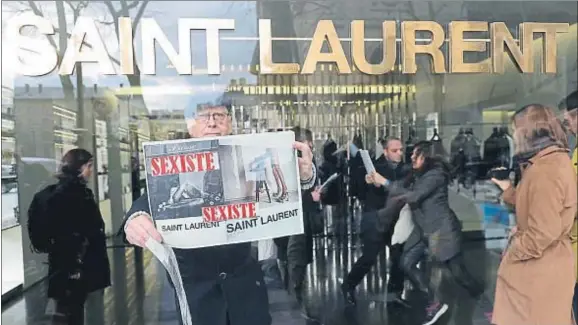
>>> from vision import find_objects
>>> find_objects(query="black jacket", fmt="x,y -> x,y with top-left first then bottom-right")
348,154 -> 366,200
288,162 -> 319,266
121,144 -> 274,325
378,163 -> 462,261
47,178 -> 111,299
318,139 -> 345,205
363,156 -> 411,212
125,193 -> 271,325
121,144 -> 317,325
483,130 -> 500,165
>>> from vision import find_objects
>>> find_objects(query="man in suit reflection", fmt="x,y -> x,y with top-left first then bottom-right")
121,99 -> 317,325
340,137 -> 411,307
287,126 -> 320,320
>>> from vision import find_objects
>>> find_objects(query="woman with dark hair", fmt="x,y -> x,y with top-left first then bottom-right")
47,148 -> 111,325
369,140 -> 483,325
490,104 -> 576,325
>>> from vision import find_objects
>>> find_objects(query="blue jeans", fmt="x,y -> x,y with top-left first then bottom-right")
573,283 -> 578,323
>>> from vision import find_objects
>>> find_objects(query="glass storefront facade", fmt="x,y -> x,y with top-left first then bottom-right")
1,0 -> 576,296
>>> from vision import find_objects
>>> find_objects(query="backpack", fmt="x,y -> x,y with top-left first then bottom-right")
27,184 -> 58,253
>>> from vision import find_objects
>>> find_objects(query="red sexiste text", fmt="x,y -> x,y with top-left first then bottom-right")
150,152 -> 216,176
202,203 -> 257,222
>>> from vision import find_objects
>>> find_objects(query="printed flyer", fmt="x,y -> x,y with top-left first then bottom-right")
142,131 -> 304,249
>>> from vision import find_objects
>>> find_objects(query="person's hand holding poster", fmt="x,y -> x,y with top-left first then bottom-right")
143,131 -> 304,249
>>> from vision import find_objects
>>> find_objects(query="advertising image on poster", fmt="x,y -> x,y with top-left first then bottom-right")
142,131 -> 304,249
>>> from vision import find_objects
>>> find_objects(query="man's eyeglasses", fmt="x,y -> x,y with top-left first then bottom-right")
196,112 -> 228,123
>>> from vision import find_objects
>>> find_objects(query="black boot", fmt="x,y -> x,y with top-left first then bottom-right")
386,291 -> 412,308
341,282 -> 357,305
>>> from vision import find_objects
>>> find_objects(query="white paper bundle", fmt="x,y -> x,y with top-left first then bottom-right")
391,204 -> 415,245
146,238 -> 192,325
360,150 -> 375,174
319,173 -> 339,192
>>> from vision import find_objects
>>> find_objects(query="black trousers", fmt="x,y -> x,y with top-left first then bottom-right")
400,236 -> 429,294
50,292 -> 88,325
287,233 -> 310,294
344,212 -> 404,292
273,237 -> 289,262
401,236 -> 482,302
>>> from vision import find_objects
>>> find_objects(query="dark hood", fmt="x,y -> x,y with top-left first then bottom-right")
322,139 -> 338,162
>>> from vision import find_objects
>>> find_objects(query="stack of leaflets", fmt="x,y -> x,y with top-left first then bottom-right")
359,149 -> 375,174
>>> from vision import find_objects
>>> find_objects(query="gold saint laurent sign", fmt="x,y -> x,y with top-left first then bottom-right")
6,14 -> 570,76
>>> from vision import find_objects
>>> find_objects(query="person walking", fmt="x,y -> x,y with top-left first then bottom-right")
287,126 -> 319,319
560,90 -> 578,323
491,104 -> 577,325
340,137 -> 411,307
42,149 -> 111,325
369,141 -> 484,325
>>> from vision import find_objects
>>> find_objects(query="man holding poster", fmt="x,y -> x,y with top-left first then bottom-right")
121,98 -> 316,325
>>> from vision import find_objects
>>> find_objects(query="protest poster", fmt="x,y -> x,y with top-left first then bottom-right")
142,131 -> 304,249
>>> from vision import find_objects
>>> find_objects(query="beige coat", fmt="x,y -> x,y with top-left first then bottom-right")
492,147 -> 577,325
572,148 -> 578,280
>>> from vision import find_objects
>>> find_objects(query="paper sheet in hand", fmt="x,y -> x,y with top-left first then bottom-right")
143,131 -> 304,249
319,173 -> 339,192
145,238 -> 192,325
360,150 -> 375,174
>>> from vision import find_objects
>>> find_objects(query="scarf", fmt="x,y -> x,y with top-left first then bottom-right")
513,136 -> 561,165
386,159 -> 399,170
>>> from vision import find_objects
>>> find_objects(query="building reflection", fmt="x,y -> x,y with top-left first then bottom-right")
0,1 -> 577,324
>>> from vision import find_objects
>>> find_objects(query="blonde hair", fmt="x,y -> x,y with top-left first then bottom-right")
512,104 -> 568,155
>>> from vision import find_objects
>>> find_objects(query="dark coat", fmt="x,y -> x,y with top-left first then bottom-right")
360,157 -> 410,244
47,178 -> 111,299
363,156 -> 411,212
348,154 -> 366,200
378,163 -> 463,261
124,194 -> 271,325
318,139 -> 345,205
287,174 -> 318,266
